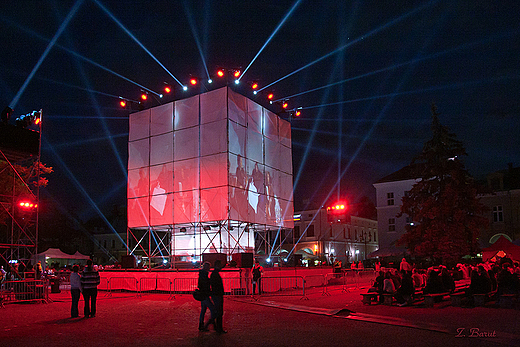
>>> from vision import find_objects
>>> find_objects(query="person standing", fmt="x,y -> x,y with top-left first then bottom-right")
81,259 -> 100,318
252,260 -> 263,295
70,265 -> 82,318
197,262 -> 215,331
210,260 -> 226,334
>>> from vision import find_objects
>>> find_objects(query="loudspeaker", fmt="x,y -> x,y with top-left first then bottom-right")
202,253 -> 227,268
232,252 -> 254,268
121,255 -> 136,269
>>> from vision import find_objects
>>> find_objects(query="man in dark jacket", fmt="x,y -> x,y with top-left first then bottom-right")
210,260 -> 226,334
198,262 -> 215,331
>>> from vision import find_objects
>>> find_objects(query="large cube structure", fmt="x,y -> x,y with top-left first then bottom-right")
127,87 -> 293,260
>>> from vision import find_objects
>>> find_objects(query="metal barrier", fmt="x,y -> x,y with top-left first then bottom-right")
260,276 -> 306,299
107,277 -> 138,296
0,279 -> 49,305
303,274 -> 327,296
172,277 -> 198,298
138,277 -> 172,296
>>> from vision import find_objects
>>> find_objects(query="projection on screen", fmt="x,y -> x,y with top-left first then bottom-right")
127,87 -> 293,257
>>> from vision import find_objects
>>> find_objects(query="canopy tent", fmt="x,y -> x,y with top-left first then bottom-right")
32,248 -> 90,270
481,236 -> 520,262
368,246 -> 408,258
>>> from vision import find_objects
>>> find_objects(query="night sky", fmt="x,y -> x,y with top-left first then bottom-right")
1,0 -> 519,223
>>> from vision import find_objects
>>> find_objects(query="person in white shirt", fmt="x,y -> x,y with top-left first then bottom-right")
70,265 -> 82,318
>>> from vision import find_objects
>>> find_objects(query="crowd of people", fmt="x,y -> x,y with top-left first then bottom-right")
367,257 -> 520,307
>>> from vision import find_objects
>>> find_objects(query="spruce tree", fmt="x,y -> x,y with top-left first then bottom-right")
398,104 -> 488,263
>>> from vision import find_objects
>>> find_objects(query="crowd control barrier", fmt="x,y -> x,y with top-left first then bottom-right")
0,279 -> 49,305
107,277 -> 138,297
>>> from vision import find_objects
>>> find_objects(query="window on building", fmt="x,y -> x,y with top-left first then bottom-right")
307,224 -> 314,237
387,192 -> 395,206
389,218 -> 396,232
493,206 -> 503,222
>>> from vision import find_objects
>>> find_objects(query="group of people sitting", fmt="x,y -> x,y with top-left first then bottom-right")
368,257 -> 520,307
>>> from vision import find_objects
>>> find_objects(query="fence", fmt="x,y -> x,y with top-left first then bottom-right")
1,279 -> 49,305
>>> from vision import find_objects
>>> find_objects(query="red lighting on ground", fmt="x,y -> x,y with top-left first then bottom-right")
233,70 -> 241,78
217,69 -> 225,77
120,100 -> 127,108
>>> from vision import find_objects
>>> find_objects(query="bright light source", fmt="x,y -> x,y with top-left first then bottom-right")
355,250 -> 360,254
208,79 -> 213,84
282,101 -> 288,109
284,258 -> 288,262
163,259 -> 167,264
331,249 -> 335,254
253,91 -> 258,95
266,258 -> 271,263
233,70 -> 241,78
295,110 -> 301,116
182,86 -> 188,91
217,69 -> 225,77
251,82 -> 258,90
190,78 -> 197,85
164,85 -> 171,93
267,93 -> 274,100
234,79 -> 239,85
141,93 -> 148,101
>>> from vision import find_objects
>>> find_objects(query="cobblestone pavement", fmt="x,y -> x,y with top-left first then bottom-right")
1,286 -> 518,347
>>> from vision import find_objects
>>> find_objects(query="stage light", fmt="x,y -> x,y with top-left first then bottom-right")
119,99 -> 127,108
253,91 -> 258,95
295,110 -> 301,117
15,110 -> 41,128
282,101 -> 288,109
233,70 -> 241,78
208,79 -> 213,84
267,93 -> 274,100
18,200 -> 37,209
234,79 -> 240,85
190,77 -> 198,86
141,92 -> 148,101
164,84 -> 171,94
251,82 -> 258,90
217,69 -> 225,77
182,86 -> 188,91
266,258 -> 271,263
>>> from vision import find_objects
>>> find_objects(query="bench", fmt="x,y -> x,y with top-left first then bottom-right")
450,292 -> 465,307
423,292 -> 450,307
498,294 -> 517,309
473,290 -> 496,307
360,293 -> 379,305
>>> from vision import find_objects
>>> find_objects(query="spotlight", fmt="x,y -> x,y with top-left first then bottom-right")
282,101 -> 288,109
164,84 -> 172,94
141,92 -> 148,101
295,110 -> 301,117
233,70 -> 241,78
189,77 -> 198,86
267,93 -> 274,100
217,69 -> 225,77
18,200 -> 37,209
119,99 -> 127,108
182,86 -> 188,91
251,82 -> 258,90
234,79 -> 240,85
208,79 -> 213,84
266,258 -> 271,263
15,110 -> 41,128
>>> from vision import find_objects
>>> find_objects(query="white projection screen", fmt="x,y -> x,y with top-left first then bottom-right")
128,87 -> 293,256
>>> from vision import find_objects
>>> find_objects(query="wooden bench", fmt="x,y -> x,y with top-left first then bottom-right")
450,292 -> 465,307
361,293 -> 379,305
423,292 -> 450,307
498,294 -> 517,308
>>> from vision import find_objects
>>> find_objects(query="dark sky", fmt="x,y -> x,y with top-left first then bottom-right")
1,0 -> 519,221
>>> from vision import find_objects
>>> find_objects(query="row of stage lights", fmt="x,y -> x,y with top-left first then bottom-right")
118,68 -> 302,117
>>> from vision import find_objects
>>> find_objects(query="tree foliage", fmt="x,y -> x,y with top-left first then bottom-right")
398,104 -> 488,262
0,158 -> 52,226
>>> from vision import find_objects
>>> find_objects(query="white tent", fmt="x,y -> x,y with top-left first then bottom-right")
32,248 -> 90,269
